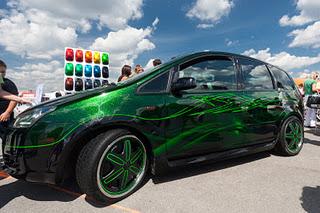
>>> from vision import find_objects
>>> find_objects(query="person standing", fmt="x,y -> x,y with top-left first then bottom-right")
118,65 -> 132,82
298,83 -> 304,97
152,59 -> 162,67
304,72 -> 319,127
0,60 -> 19,138
130,64 -> 144,77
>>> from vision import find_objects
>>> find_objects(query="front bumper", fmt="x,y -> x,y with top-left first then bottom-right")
1,128 -> 56,184
1,128 -> 27,176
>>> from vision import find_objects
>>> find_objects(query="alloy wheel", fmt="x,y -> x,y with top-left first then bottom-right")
96,135 -> 147,198
285,119 -> 303,154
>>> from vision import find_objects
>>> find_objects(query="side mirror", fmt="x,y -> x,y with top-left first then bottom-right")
171,77 -> 197,92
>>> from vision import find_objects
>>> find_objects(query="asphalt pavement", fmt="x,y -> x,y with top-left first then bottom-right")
0,129 -> 320,213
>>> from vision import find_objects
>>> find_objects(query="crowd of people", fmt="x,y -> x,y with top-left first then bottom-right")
298,72 -> 320,128
117,59 -> 162,82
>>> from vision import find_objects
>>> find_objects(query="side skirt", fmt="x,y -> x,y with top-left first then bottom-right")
167,141 -> 276,168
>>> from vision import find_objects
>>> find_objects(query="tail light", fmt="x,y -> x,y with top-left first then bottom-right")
94,79 -> 101,88
102,66 -> 109,78
94,66 -> 101,77
75,78 -> 83,91
102,80 -> 109,86
75,64 -> 83,77
75,50 -> 83,62
102,53 -> 109,65
85,51 -> 92,63
65,78 -> 73,91
65,48 -> 74,61
85,65 -> 92,77
65,63 -> 74,76
85,79 -> 93,90
94,52 -> 100,64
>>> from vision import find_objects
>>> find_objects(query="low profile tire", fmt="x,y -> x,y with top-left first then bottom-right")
274,116 -> 304,156
76,129 -> 148,203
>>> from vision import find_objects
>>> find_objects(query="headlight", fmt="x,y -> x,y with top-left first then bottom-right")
14,106 -> 56,128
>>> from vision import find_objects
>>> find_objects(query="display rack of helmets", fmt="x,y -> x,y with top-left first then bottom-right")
64,47 -> 109,92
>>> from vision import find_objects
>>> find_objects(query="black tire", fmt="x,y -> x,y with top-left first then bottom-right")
274,116 -> 304,156
76,129 -> 149,203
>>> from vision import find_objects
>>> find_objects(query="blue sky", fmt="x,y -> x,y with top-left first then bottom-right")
0,0 -> 320,91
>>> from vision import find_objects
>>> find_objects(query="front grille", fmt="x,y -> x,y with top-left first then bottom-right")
3,130 -> 24,156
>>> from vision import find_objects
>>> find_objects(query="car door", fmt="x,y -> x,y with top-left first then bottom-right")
237,57 -> 281,145
164,54 -> 249,160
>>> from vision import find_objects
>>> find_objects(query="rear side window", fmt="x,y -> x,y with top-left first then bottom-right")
239,58 -> 274,90
139,71 -> 170,93
178,55 -> 236,92
268,66 -> 295,90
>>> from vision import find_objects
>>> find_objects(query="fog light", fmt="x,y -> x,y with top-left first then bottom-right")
75,50 -> 83,62
65,48 -> 74,61
75,78 -> 83,91
85,79 -> 93,90
75,64 -> 83,76
102,66 -> 109,78
94,52 -> 100,64
94,66 -> 101,77
94,79 -> 101,88
85,65 -> 92,77
65,63 -> 74,76
65,78 -> 73,91
85,51 -> 92,63
102,53 -> 109,65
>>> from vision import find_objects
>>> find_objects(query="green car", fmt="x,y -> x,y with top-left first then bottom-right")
1,52 -> 304,202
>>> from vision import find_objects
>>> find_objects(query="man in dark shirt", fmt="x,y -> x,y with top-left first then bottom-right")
0,59 -> 18,138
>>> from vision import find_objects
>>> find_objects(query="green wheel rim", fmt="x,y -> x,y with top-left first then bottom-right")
97,135 -> 147,198
285,119 -> 303,154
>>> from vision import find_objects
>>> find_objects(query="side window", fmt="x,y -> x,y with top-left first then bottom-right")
139,71 -> 170,93
239,58 -> 274,90
268,66 -> 295,90
178,56 -> 236,92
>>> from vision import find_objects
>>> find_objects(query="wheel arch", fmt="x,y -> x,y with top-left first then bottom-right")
55,120 -> 155,184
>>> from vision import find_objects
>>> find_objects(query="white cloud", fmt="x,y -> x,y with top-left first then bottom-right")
8,60 -> 64,91
187,0 -> 233,28
242,48 -> 320,70
152,17 -> 159,28
0,0 -> 154,91
279,0 -> 320,26
288,21 -> 320,48
0,11 -> 77,60
90,20 -> 158,81
197,23 -> 214,29
0,0 -> 145,59
11,0 -> 144,31
225,38 -> 239,47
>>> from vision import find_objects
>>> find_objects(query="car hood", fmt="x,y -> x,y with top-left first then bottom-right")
24,85 -> 117,113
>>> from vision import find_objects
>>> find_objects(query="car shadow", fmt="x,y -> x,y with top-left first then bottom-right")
0,179 -> 79,208
152,151 -> 271,184
0,177 -> 117,208
304,128 -> 320,136
304,138 -> 320,147
300,186 -> 320,213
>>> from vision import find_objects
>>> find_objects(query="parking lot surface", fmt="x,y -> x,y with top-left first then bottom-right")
1,129 -> 320,213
